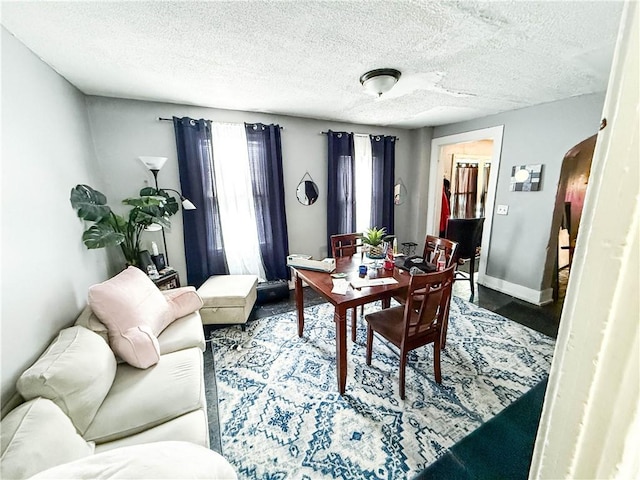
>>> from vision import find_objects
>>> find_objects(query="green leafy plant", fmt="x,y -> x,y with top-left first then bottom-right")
362,226 -> 387,247
70,184 -> 179,266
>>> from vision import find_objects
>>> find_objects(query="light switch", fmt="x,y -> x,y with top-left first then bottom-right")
496,205 -> 509,215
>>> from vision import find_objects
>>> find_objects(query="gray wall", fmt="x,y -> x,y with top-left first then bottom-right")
1,28 -> 109,403
84,97 -> 424,284
0,23 -> 605,407
433,94 -> 605,293
0,28 -> 425,406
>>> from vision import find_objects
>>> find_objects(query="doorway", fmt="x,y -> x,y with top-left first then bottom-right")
446,150 -> 493,219
550,134 -> 597,302
428,126 -> 504,285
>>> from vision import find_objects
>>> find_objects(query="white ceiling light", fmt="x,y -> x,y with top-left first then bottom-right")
359,68 -> 402,97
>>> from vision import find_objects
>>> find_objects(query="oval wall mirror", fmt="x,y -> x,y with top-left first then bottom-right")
296,173 -> 319,206
394,179 -> 408,205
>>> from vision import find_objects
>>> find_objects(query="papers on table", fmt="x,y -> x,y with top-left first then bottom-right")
350,277 -> 399,289
331,278 -> 349,295
331,276 -> 399,295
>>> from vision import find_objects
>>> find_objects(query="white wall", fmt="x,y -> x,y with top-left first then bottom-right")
432,94 -> 605,297
84,96 -> 423,284
1,27 -> 109,403
531,2 -> 639,476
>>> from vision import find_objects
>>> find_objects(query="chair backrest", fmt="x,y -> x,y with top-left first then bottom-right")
445,218 -> 485,260
330,233 -> 363,258
422,235 -> 459,267
402,265 -> 456,340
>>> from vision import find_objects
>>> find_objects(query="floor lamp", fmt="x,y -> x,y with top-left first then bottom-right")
139,156 -> 196,267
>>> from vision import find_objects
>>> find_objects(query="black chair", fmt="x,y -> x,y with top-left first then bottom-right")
445,218 -> 485,300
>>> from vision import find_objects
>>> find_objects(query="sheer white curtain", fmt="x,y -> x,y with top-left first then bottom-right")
354,134 -> 372,233
211,122 -> 266,280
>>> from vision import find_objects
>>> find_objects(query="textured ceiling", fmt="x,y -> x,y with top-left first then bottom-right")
1,1 -> 624,128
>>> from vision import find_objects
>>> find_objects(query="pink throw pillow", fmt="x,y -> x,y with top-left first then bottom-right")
89,267 -> 172,369
162,287 -> 204,324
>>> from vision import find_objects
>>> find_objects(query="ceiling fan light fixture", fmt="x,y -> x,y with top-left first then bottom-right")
359,68 -> 401,97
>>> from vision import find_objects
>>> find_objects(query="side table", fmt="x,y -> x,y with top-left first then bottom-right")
153,270 -> 181,291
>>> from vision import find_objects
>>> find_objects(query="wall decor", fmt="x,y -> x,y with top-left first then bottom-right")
510,164 -> 543,191
296,172 -> 319,206
394,178 -> 407,205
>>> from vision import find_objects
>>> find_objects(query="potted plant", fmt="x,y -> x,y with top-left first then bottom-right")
363,226 -> 387,259
70,184 -> 179,267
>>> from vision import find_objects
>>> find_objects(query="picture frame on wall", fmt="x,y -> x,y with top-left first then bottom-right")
510,164 -> 543,191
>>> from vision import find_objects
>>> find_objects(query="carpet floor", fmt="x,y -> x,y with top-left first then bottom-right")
208,297 -> 555,479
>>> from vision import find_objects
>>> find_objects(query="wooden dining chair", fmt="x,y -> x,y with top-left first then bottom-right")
423,235 -> 459,268
421,236 -> 458,350
330,233 -> 367,342
364,264 -> 456,400
330,233 -> 364,259
392,235 -> 457,304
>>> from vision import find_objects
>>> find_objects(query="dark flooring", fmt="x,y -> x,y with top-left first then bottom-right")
416,378 -> 549,480
204,266 -> 569,476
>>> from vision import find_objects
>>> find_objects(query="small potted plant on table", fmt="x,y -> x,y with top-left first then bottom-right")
363,226 -> 387,259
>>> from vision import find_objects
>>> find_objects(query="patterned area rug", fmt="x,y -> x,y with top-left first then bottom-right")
210,297 -> 555,479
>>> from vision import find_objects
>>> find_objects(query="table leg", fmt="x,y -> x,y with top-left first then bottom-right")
351,308 -> 357,342
295,272 -> 304,337
335,307 -> 347,395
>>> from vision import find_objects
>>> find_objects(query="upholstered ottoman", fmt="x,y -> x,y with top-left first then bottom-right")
197,275 -> 258,328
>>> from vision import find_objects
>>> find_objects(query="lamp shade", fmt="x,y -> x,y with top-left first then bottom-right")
139,156 -> 168,171
360,68 -> 401,97
144,223 -> 163,232
181,198 -> 196,210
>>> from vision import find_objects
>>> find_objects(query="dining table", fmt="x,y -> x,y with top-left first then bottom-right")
291,254 -> 411,395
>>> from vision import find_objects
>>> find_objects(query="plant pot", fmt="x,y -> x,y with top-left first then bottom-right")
366,245 -> 385,259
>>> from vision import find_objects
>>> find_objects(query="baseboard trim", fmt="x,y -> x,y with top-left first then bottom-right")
478,274 -> 553,306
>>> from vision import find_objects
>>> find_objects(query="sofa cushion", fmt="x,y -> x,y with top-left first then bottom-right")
30,441 -> 237,479
77,307 -> 205,356
16,326 -> 116,434
158,311 -> 206,354
88,266 -> 172,368
0,398 -> 95,480
83,347 -> 205,444
94,409 -> 210,452
74,305 -> 109,345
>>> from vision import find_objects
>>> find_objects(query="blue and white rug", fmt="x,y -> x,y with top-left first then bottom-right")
210,297 -> 555,479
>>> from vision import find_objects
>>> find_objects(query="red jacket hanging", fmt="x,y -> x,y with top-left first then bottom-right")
440,189 -> 450,235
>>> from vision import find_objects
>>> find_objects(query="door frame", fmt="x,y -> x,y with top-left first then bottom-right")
426,125 -> 504,283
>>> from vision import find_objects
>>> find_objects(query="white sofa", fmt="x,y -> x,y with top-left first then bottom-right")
0,275 -> 236,479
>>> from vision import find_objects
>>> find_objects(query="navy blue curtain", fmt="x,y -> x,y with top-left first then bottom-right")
173,117 -> 228,287
370,135 -> 396,234
327,131 -> 355,249
245,123 -> 290,280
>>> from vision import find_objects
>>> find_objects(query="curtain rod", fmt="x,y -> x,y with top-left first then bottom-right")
158,117 -> 283,129
320,130 -> 399,141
